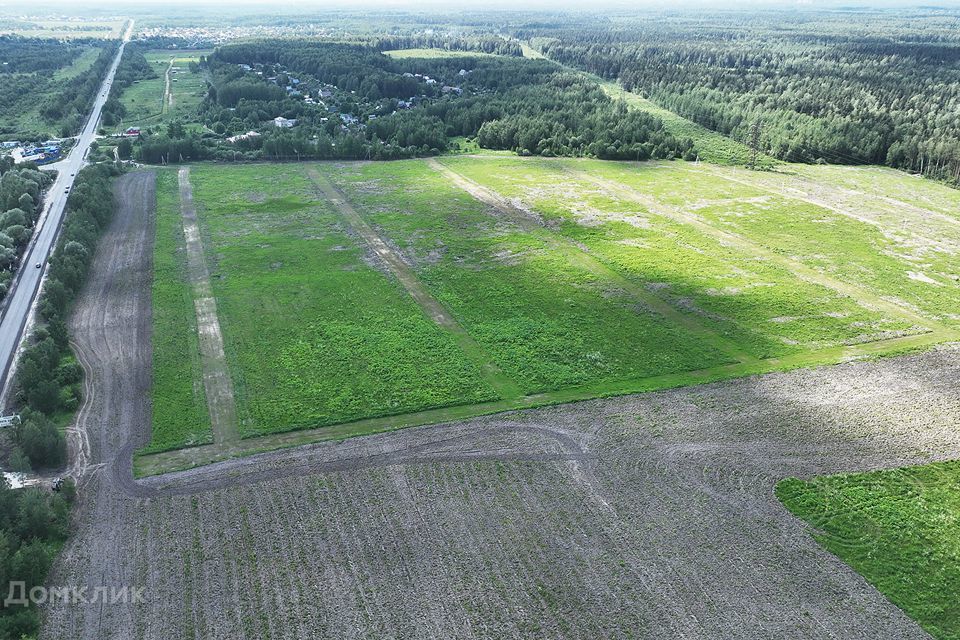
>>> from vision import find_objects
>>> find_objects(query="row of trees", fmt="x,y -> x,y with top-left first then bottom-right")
0,159 -> 52,302
0,148 -> 118,640
12,164 -> 120,472
519,11 -> 960,181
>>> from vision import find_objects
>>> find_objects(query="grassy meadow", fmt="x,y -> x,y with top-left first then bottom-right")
145,156 -> 960,451
779,462 -> 960,640
118,51 -> 211,132
149,170 -> 212,452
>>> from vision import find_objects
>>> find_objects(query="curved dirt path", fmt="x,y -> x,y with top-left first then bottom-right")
41,168 -> 960,639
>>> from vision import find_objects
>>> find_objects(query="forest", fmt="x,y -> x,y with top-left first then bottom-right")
0,158 -> 53,303
134,41 -> 693,163
0,37 -> 119,140
516,10 -> 960,182
0,474 -> 73,639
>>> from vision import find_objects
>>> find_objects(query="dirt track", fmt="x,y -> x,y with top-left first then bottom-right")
39,169 -> 960,639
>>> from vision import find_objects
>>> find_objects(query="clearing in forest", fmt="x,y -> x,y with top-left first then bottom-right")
119,50 -> 211,128
141,157 -> 960,468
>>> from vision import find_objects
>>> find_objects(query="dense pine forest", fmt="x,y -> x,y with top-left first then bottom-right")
516,10 -> 960,182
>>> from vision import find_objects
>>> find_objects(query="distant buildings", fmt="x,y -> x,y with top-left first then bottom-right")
226,131 -> 261,143
12,144 -> 61,165
273,117 -> 297,128
123,127 -> 141,137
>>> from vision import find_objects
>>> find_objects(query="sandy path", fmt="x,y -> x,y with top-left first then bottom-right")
38,168 -> 960,638
177,167 -> 238,445
163,57 -> 173,111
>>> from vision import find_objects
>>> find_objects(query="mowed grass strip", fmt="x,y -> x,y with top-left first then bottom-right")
441,156 -> 911,359
184,164 -> 500,438
778,463 -> 960,640
148,169 -> 213,453
324,160 -> 731,395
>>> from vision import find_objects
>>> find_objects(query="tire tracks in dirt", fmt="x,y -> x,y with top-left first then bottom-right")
565,166 -> 951,336
698,164 -> 960,232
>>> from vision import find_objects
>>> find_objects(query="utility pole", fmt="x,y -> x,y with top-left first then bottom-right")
747,119 -> 762,170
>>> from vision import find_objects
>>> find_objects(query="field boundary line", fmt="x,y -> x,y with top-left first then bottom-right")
306,168 -> 523,401
428,158 -> 759,365
177,167 -> 239,445
566,167 -> 951,336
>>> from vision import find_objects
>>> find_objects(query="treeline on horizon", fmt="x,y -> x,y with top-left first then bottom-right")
516,10 -> 960,182
135,41 -> 694,163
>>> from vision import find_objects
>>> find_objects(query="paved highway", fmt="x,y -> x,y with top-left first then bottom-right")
0,20 -> 133,405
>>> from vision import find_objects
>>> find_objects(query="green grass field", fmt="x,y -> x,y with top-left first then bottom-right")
326,160 -> 729,393
441,156 -> 919,358
149,164 -> 502,448
383,48 -> 500,59
52,46 -> 103,81
144,156 -> 959,454
778,463 -> 960,640
118,51 -> 211,132
149,170 -> 212,453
